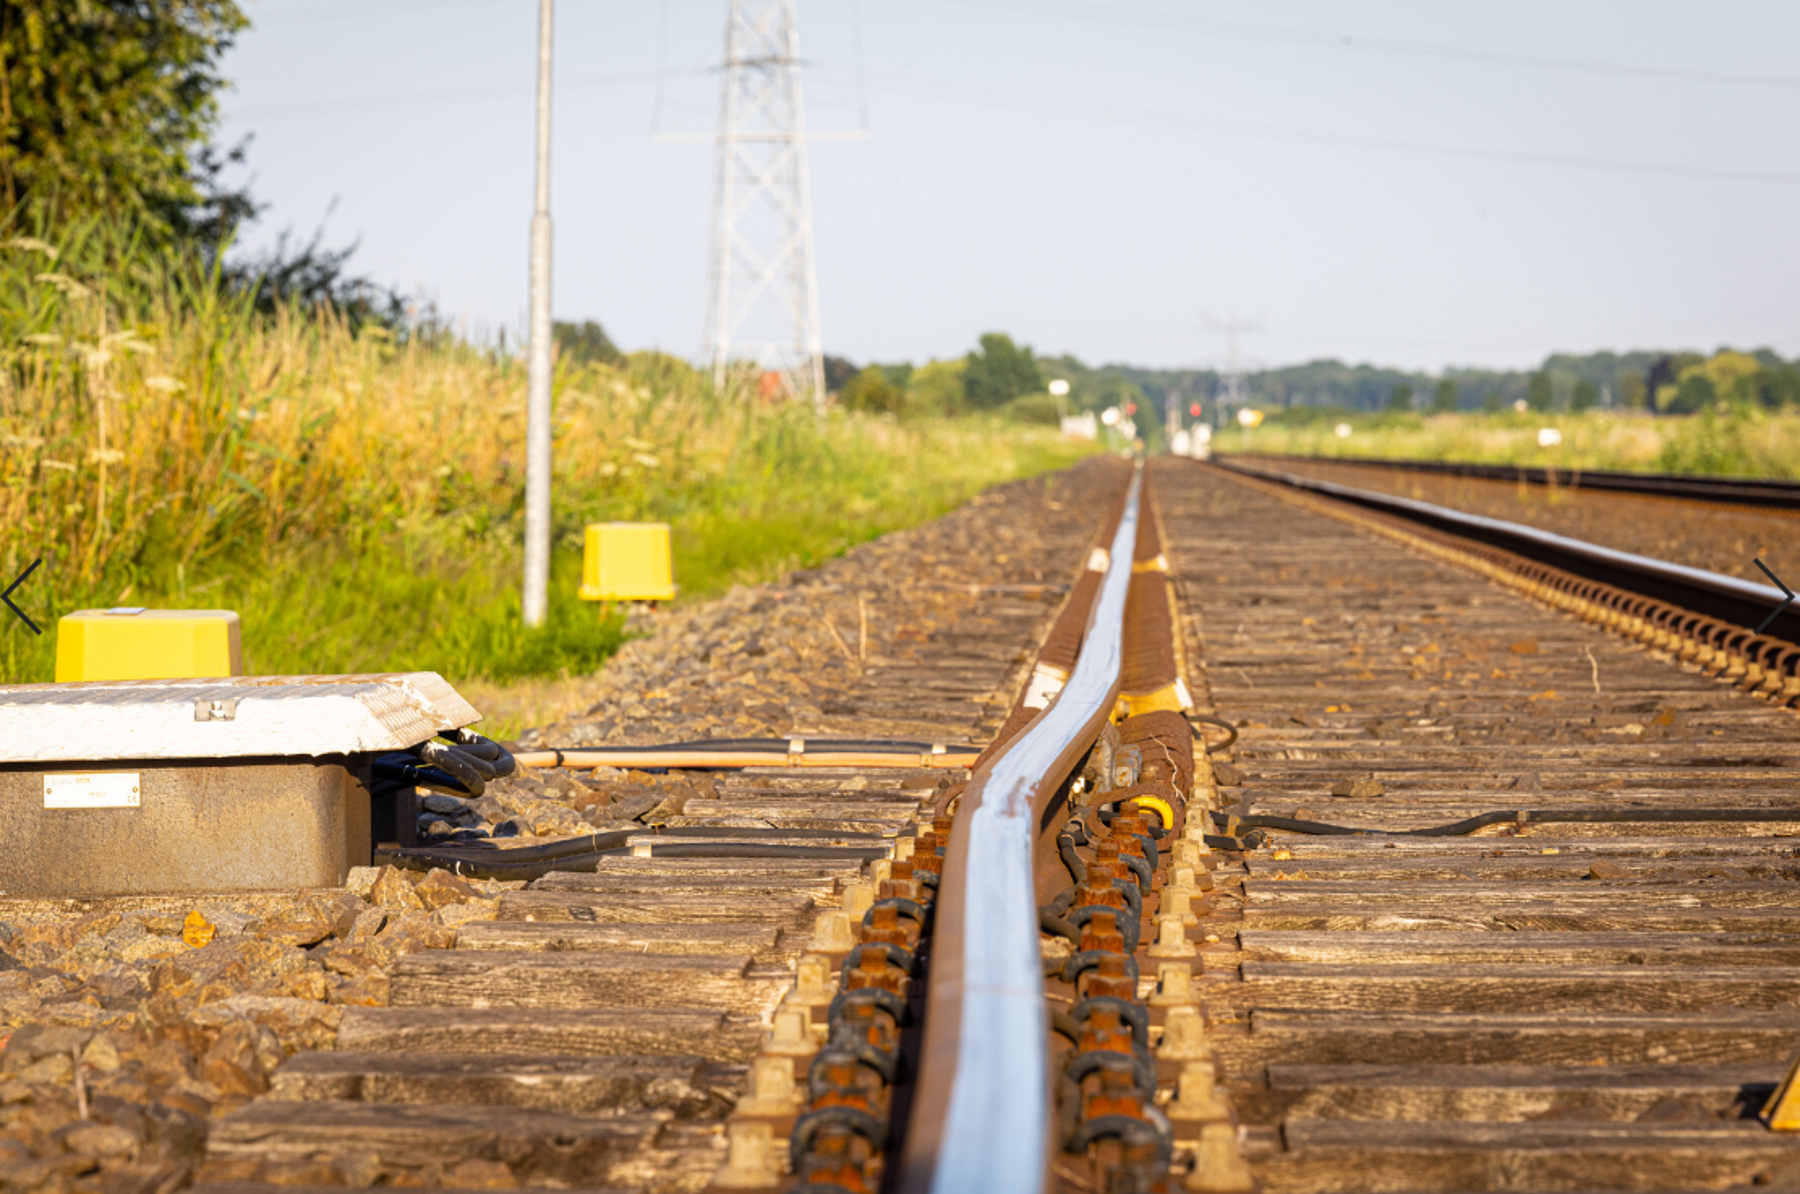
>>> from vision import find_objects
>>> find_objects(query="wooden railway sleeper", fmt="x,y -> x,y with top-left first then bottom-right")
713,818 -> 943,1193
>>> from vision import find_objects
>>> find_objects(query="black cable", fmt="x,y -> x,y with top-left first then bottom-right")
1186,714 -> 1238,751
1235,807 -> 1800,838
419,740 -> 491,795
1059,832 -> 1088,883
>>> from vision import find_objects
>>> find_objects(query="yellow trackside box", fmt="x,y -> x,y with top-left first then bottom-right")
54,609 -> 243,682
579,523 -> 676,603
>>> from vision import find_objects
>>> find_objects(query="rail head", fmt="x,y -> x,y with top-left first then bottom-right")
1213,457 -> 1798,640
898,469 -> 1144,1194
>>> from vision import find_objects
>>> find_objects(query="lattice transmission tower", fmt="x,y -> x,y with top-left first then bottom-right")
703,0 -> 825,405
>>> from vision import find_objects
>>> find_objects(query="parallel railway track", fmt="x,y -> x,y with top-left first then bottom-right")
183,452 -> 1800,1193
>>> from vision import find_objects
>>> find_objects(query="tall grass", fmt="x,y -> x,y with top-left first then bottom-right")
0,221 -> 1092,686
1238,408 -> 1800,480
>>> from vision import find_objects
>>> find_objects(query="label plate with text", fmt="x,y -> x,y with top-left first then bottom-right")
44,772 -> 141,809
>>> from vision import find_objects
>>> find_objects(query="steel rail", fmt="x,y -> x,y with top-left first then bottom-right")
896,468 -> 1144,1194
1220,450 -> 1800,509
1214,457 -> 1800,642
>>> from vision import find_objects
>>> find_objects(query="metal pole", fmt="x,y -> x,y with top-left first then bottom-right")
522,0 -> 555,627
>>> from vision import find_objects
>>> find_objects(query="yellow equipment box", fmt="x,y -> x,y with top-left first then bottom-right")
579,523 -> 677,602
55,609 -> 243,682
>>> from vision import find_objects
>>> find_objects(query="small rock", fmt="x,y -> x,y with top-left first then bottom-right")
445,1157 -> 520,1189
57,1120 -> 141,1160
412,869 -> 480,912
200,908 -> 256,936
368,866 -> 425,913
255,904 -> 336,949
1292,807 -> 1316,821
491,820 -> 521,838
4,1023 -> 94,1068
1210,761 -> 1243,787
1587,861 -> 1630,881
468,796 -> 508,822
1330,778 -> 1385,799
143,914 -> 186,938
1509,638 -> 1539,655
16,1052 -> 74,1085
0,923 -> 16,944
602,791 -> 668,823
117,936 -> 190,965
420,793 -> 469,815
521,801 -> 587,836
343,866 -> 381,899
79,1034 -> 122,1073
346,908 -> 388,944
334,1150 -> 385,1187
181,912 -> 215,949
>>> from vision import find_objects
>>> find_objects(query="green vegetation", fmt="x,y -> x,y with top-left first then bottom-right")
1,0 -> 250,239
0,225 -> 1094,687
963,332 -> 1044,411
1237,405 -> 1800,481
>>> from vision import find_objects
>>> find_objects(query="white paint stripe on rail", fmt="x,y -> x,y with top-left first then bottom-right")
930,468 -> 1142,1194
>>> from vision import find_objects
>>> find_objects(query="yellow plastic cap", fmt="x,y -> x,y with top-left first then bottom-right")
579,523 -> 677,602
55,608 -> 243,682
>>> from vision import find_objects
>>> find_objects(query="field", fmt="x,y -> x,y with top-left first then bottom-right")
0,227 -> 1092,729
1233,407 -> 1800,479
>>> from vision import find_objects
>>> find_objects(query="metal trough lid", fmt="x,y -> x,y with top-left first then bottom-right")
0,673 -> 480,763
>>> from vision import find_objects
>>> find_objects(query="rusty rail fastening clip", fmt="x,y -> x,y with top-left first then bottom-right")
768,818 -> 948,1194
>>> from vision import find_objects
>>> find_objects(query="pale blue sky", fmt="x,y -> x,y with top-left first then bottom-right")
217,1 -> 1800,374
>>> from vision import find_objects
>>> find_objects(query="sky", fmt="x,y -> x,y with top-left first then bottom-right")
216,0 -> 1800,375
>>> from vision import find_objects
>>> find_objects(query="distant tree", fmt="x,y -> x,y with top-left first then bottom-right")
1526,373 -> 1554,412
1760,364 -> 1800,409
840,366 -> 905,415
963,333 -> 1043,410
1667,373 -> 1717,414
823,355 -> 860,393
1,0 -> 249,239
907,358 -> 967,416
554,320 -> 622,366
1388,383 -> 1414,412
1431,379 -> 1458,412
1644,354 -> 1703,413
1621,374 -> 1649,410
1003,393 -> 1061,425
1570,380 -> 1599,412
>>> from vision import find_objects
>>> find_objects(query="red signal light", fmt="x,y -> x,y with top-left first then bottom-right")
1188,403 -> 1202,418
1123,403 -> 1136,415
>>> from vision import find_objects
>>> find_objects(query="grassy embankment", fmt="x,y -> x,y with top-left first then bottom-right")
0,226 -> 1093,732
1233,407 -> 1800,479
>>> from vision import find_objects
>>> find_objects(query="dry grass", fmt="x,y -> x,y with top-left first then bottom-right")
1241,408 -> 1800,479
0,224 -> 1094,689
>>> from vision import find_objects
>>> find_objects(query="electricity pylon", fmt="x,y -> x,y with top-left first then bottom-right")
703,0 -> 826,406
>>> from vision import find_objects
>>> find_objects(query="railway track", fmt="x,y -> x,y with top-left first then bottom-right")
160,450 -> 1800,1191
1169,459 -> 1800,1192
1218,452 -> 1800,511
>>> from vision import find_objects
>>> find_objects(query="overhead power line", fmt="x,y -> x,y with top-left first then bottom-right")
232,67 -> 711,121
934,0 -> 1800,92
810,65 -> 1800,186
